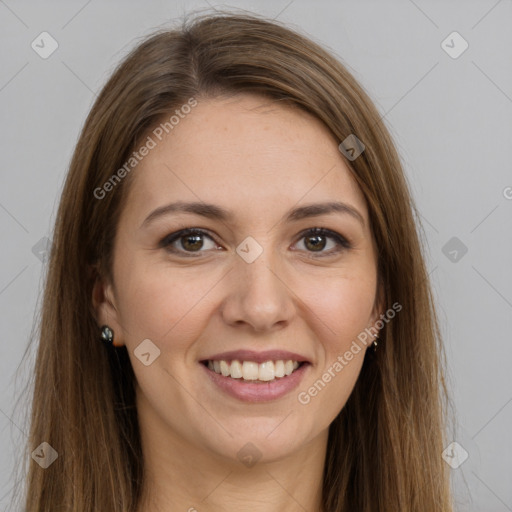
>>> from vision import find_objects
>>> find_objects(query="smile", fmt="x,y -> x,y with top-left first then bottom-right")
200,358 -> 310,402
204,359 -> 302,382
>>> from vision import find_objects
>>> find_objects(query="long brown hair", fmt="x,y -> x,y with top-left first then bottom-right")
15,9 -> 453,511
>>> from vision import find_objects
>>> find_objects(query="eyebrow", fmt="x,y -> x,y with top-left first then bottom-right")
140,200 -> 365,229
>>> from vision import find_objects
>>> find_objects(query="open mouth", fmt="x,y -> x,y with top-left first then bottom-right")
201,359 -> 308,383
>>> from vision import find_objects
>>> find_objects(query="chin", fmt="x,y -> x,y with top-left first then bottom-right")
198,418 -> 316,466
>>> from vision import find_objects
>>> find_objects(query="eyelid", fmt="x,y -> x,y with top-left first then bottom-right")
292,227 -> 352,257
159,228 -> 220,255
160,227 -> 351,256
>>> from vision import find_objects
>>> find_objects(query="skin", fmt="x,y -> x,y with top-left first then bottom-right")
93,94 -> 382,512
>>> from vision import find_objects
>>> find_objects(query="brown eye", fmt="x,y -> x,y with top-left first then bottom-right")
295,228 -> 351,255
161,229 -> 218,255
304,233 -> 327,252
180,233 -> 204,251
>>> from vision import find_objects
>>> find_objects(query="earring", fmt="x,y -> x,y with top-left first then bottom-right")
100,325 -> 114,346
372,334 -> 379,352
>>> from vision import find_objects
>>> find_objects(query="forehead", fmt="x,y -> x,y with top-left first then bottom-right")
123,94 -> 367,225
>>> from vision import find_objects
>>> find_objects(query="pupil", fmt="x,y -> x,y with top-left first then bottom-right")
183,234 -> 203,251
305,235 -> 325,251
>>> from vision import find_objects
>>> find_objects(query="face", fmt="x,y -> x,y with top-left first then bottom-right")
94,93 -> 382,465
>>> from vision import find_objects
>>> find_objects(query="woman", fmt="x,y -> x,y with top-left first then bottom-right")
20,10 -> 453,512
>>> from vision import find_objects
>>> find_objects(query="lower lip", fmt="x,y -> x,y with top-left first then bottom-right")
200,362 -> 310,403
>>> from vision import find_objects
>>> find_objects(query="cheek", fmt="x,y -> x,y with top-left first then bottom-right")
114,257 -> 225,348
295,274 -> 373,420
299,268 -> 376,345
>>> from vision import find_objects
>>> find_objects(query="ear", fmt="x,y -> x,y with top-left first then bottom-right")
91,266 -> 125,348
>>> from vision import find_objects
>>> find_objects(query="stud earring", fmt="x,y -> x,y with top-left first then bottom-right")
100,325 -> 114,346
372,334 -> 379,352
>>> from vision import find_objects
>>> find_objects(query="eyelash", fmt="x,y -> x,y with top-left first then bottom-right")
159,227 -> 351,257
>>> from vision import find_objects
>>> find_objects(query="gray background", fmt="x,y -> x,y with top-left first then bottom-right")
1,0 -> 511,510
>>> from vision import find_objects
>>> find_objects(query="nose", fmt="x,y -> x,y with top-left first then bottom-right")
220,248 -> 296,333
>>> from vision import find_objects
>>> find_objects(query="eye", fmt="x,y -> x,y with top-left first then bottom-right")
294,227 -> 351,256
160,228 -> 219,256
160,227 -> 351,257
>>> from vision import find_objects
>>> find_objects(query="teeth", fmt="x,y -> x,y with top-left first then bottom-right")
219,360 -> 230,377
242,361 -> 259,380
230,360 -> 243,378
205,359 -> 303,381
258,361 -> 274,381
274,360 -> 285,378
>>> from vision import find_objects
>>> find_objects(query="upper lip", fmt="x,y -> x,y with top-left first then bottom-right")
201,349 -> 311,364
